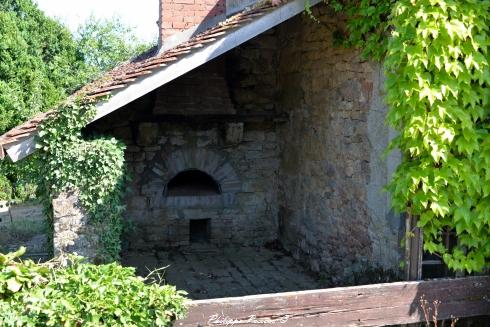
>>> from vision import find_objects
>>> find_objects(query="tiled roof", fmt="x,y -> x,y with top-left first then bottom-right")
0,2 -> 277,158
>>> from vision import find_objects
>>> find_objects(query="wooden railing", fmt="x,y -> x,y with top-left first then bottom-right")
175,276 -> 490,326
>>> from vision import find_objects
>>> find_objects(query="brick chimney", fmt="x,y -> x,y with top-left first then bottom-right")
158,0 -> 259,49
158,0 -> 226,47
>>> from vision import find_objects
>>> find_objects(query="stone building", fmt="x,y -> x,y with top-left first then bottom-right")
0,0 -> 405,296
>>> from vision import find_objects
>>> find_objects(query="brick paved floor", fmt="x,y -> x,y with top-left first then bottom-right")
122,244 -> 326,299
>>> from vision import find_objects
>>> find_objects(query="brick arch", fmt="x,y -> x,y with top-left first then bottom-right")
148,148 -> 242,208
165,148 -> 241,194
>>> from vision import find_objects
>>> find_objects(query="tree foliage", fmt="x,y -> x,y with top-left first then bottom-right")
0,0 -> 83,134
0,0 -> 85,201
0,0 -> 151,201
333,0 -> 489,272
0,0 -> 151,262
75,15 -> 153,81
330,0 -> 394,60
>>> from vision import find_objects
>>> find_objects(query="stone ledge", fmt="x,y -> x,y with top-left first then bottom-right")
164,194 -> 237,208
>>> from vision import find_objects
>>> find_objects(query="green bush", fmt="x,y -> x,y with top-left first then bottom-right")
0,174 -> 13,200
0,247 -> 187,326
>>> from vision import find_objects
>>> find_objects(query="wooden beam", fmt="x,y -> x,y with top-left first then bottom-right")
175,276 -> 490,327
406,213 -> 423,281
5,136 -> 37,162
135,112 -> 289,123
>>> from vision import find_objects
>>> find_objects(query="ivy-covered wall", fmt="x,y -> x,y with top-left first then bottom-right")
14,0 -> 485,286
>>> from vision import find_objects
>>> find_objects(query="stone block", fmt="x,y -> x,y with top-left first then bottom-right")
141,181 -> 165,196
112,126 -> 132,141
158,136 -> 168,145
242,131 -> 265,142
128,196 -> 148,210
225,123 -> 244,145
133,151 -> 145,162
137,123 -> 158,146
126,145 -> 141,153
146,152 -> 156,161
170,135 -> 186,146
52,190 -> 99,262
134,163 -> 146,174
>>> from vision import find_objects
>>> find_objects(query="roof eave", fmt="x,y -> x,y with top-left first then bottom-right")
5,136 -> 37,162
5,0 -> 320,162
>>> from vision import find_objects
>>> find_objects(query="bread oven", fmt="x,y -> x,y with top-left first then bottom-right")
132,147 -> 244,247
114,57 -> 279,251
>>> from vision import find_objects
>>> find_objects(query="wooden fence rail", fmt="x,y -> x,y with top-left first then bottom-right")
175,276 -> 490,326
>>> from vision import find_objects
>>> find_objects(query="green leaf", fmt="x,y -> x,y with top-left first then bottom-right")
6,278 -> 22,293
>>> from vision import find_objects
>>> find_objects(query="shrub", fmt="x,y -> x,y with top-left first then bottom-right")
0,175 -> 13,200
0,247 -> 187,326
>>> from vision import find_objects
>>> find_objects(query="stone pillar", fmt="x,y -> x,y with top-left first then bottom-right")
366,62 -> 403,271
52,190 -> 99,262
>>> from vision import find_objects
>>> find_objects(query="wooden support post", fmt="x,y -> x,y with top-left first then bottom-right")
406,213 -> 423,280
135,112 -> 289,124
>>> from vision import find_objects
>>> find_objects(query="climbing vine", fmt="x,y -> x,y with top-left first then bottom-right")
385,0 -> 489,273
37,95 -> 127,263
331,0 -> 489,272
330,0 -> 394,60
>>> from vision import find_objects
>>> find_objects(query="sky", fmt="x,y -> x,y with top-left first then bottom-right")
35,0 -> 159,43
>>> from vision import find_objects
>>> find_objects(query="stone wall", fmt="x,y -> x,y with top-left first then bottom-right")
52,191 -> 100,262
0,5 -> 404,278
227,29 -> 278,114
124,122 -> 279,249
275,4 -> 403,284
154,58 -> 236,115
90,41 -> 281,251
87,6 -> 403,283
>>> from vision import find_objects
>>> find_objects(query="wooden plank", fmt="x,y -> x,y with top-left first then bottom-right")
175,276 -> 490,327
406,213 -> 423,280
136,113 -> 289,123
5,136 -> 37,162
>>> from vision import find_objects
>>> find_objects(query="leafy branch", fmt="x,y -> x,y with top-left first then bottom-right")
329,0 -> 490,272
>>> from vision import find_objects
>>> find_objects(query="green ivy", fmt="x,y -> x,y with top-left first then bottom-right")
0,247 -> 48,299
37,96 -> 127,263
0,247 -> 187,326
385,0 -> 489,273
327,0 -> 489,272
329,0 -> 394,60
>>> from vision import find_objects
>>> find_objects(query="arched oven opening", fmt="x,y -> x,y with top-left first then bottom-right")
166,169 -> 221,197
